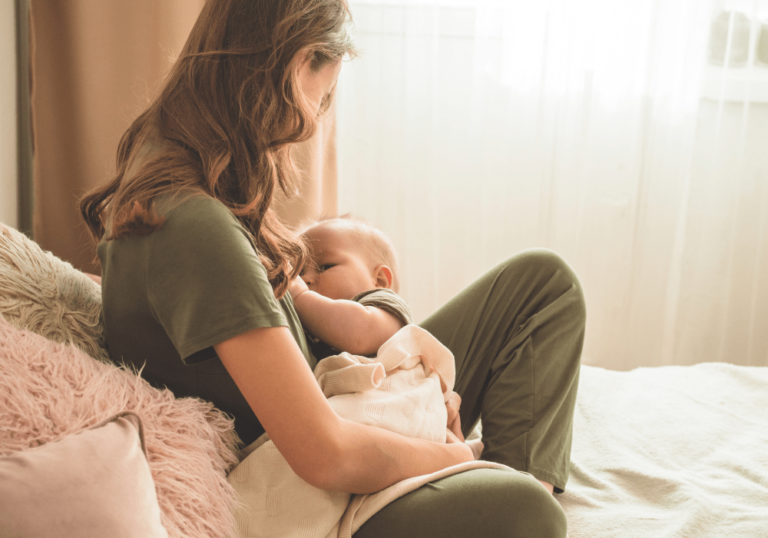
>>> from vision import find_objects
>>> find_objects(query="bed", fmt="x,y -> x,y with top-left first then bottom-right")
1,220 -> 767,537
560,362 -> 768,537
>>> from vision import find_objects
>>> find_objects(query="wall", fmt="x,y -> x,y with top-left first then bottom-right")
0,2 -> 18,228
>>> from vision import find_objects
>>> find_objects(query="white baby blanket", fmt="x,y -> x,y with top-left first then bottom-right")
227,325 -> 510,538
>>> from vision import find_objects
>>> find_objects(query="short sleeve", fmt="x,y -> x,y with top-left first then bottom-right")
352,289 -> 414,326
146,196 -> 287,362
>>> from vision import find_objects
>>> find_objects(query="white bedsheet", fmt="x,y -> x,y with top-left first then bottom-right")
559,363 -> 768,538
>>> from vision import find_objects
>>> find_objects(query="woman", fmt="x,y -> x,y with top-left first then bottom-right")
81,1 -> 583,536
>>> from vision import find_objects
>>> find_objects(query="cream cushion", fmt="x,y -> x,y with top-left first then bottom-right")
0,222 -> 109,363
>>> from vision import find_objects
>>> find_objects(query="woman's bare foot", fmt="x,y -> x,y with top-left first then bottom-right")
538,480 -> 555,495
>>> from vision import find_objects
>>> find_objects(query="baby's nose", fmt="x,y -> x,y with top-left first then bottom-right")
302,270 -> 316,286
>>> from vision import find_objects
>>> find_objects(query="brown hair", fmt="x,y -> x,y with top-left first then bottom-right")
301,214 -> 402,292
79,0 -> 355,298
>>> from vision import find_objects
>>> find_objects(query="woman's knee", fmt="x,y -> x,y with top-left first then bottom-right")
355,469 -> 567,538
451,469 -> 568,538
476,470 -> 568,538
499,249 -> 585,312
499,249 -> 576,284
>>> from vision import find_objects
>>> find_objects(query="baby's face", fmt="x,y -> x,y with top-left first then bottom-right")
301,223 -> 378,300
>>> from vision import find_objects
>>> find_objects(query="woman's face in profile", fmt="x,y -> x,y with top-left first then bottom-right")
297,57 -> 342,117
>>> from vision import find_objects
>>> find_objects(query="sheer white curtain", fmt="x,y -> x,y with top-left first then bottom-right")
336,0 -> 768,369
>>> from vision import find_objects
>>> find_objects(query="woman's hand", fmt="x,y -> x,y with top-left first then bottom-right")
445,391 -> 464,442
445,391 -> 484,460
466,439 -> 484,460
445,428 -> 474,462
216,326 -> 477,493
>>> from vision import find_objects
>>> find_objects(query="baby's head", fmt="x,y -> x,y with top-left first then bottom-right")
300,215 -> 400,300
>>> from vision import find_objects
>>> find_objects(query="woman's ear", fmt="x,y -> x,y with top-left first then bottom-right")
373,265 -> 394,290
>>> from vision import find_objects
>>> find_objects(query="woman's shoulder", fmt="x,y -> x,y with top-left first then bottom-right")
99,190 -> 259,274
151,191 -> 253,244
156,190 -> 236,223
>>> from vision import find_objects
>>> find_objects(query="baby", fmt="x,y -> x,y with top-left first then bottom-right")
289,214 -> 412,360
288,214 -> 483,459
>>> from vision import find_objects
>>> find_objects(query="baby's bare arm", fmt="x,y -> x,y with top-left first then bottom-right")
289,280 -> 404,355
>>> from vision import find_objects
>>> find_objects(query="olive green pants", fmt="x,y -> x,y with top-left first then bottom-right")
355,249 -> 585,538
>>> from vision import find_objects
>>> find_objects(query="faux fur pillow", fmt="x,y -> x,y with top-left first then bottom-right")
0,222 -> 109,363
0,316 -> 242,538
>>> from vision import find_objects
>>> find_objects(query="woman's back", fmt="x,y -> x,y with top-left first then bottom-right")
99,193 -> 314,444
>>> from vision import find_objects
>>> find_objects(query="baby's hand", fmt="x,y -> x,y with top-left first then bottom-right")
288,276 -> 309,301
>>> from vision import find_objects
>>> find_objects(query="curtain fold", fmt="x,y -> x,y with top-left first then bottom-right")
30,0 -> 336,273
337,0 -> 768,369
1,1 -> 19,229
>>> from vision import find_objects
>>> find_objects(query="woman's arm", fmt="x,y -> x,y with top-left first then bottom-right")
214,325 -> 473,493
292,289 -> 404,356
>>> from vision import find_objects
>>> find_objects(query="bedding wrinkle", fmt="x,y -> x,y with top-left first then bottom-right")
559,363 -> 768,538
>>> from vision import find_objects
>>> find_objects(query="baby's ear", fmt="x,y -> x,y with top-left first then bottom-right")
373,265 -> 394,290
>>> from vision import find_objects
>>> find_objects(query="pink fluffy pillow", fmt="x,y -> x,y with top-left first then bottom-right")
0,316 -> 242,538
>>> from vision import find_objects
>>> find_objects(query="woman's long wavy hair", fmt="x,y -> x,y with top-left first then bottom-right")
80,0 -> 355,298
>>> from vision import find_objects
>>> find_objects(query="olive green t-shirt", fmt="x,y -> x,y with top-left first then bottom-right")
97,193 -> 314,445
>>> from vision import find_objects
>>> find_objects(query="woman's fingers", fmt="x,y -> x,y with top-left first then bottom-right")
446,428 -> 482,461
445,427 -> 461,444
446,403 -> 458,425
448,412 -> 464,442
466,439 -> 484,460
445,429 -> 475,463
445,391 -> 460,423
445,391 -> 464,441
